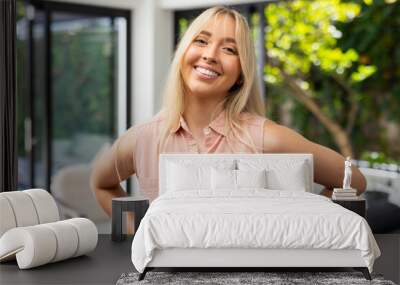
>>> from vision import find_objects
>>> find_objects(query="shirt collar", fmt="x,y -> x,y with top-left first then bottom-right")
170,110 -> 227,136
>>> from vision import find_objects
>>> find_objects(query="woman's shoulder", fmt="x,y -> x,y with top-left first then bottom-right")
262,118 -> 308,152
235,111 -> 306,152
237,111 -> 289,133
128,111 -> 165,134
239,111 -> 262,121
239,111 -> 269,127
115,113 -> 164,148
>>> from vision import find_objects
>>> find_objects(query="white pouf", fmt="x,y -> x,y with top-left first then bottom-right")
0,218 -> 98,269
24,189 -> 60,223
0,196 -> 17,237
0,191 -> 39,227
0,190 -> 98,269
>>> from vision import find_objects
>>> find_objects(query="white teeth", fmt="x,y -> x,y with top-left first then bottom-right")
195,66 -> 219,78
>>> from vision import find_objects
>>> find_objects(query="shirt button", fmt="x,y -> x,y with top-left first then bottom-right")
203,127 -> 211,135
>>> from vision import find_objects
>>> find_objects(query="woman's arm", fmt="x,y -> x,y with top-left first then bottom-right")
90,127 -> 136,217
263,121 -> 366,196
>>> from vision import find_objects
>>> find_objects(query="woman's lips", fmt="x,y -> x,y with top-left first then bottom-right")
193,66 -> 220,80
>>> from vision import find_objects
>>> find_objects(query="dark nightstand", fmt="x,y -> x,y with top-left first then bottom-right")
112,196 -> 149,242
332,198 -> 366,218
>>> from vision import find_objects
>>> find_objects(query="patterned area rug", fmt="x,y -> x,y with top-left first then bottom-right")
116,271 -> 396,285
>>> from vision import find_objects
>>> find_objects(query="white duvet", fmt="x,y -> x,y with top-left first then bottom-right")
131,190 -> 380,273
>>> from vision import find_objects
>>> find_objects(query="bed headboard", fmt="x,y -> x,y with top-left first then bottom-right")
159,153 -> 314,195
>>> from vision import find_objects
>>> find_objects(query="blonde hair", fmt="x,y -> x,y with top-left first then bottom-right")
158,6 -> 265,152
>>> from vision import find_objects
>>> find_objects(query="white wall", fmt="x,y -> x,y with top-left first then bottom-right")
132,0 -> 173,123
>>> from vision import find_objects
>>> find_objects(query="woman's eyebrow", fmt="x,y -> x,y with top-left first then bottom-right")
223,37 -> 236,44
198,30 -> 236,44
199,30 -> 212,37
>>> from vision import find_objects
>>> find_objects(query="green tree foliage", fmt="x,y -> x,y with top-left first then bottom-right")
263,0 -> 399,162
264,0 -> 375,84
337,0 -> 400,163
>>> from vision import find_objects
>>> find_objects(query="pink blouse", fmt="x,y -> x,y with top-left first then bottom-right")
114,110 -> 267,202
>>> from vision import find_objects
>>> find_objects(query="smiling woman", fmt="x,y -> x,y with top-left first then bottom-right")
180,20 -> 243,140
90,6 -> 366,232
158,7 -> 264,151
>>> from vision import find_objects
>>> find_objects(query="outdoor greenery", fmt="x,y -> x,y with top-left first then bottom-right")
178,0 -> 400,164
262,0 -> 400,164
52,20 -> 114,139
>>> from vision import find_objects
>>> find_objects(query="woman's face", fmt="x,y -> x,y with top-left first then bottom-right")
181,15 -> 241,100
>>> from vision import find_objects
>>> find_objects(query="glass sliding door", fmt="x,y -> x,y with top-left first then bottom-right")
16,1 -> 131,231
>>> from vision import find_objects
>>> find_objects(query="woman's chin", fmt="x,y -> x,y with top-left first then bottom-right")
187,89 -> 220,99
186,85 -> 225,98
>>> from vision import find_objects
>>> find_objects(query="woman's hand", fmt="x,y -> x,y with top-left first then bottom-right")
90,128 -> 137,217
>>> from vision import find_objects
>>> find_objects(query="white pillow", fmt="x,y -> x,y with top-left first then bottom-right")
238,160 -> 308,191
167,163 -> 208,191
211,168 -> 267,190
167,160 -> 235,191
211,168 -> 236,190
266,162 -> 307,191
237,169 -> 267,188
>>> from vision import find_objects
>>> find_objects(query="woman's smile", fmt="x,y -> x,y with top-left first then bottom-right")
193,65 -> 221,80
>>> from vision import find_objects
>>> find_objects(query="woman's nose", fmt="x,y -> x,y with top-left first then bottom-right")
202,45 -> 218,64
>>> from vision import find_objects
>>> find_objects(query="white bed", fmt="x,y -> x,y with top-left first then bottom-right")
131,154 -> 380,281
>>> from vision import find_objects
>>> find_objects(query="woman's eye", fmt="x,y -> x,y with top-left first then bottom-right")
223,47 -> 237,54
194,38 -> 207,45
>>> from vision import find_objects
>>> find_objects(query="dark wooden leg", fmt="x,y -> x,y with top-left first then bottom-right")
138,268 -> 148,281
354,267 -> 372,280
362,268 -> 372,280
112,200 -> 123,242
134,204 -> 144,234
